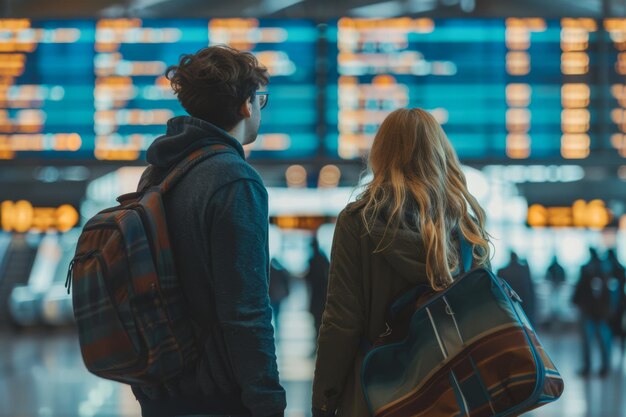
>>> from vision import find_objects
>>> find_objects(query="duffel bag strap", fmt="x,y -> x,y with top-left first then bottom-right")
458,228 -> 473,274
388,284 -> 430,321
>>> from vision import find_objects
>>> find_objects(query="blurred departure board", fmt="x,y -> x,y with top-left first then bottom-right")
0,18 -> 318,161
2,18 -> 626,162
208,19 -> 318,159
605,19 -> 626,158
325,18 -> 623,161
0,19 -> 95,160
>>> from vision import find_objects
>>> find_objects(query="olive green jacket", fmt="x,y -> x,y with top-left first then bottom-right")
312,205 -> 431,417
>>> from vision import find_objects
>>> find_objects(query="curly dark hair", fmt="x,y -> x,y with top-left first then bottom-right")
166,45 -> 269,131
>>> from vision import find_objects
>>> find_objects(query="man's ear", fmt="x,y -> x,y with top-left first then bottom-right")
240,97 -> 252,118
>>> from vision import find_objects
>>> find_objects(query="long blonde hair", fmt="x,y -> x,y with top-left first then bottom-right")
353,108 -> 490,290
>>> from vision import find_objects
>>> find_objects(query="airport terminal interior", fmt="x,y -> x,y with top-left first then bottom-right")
1,0 -> 626,416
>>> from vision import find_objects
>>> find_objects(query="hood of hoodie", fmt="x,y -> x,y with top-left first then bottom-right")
146,115 -> 245,168
368,218 -> 427,285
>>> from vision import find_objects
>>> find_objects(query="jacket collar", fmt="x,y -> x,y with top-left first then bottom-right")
146,115 -> 245,168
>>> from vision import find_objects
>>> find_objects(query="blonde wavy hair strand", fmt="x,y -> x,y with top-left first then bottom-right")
353,108 -> 490,290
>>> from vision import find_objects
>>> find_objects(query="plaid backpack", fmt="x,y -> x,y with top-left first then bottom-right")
361,234 -> 564,417
66,144 -> 230,385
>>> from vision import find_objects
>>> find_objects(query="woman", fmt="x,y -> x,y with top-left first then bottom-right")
312,108 -> 491,417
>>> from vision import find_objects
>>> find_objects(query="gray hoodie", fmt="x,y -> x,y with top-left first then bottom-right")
134,116 -> 286,417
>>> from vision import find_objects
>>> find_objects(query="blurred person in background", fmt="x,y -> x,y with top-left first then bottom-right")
311,108 -> 491,417
545,255 -> 566,327
269,257 -> 291,337
605,249 -> 626,354
497,251 -> 537,326
305,236 -> 329,342
572,248 -> 613,377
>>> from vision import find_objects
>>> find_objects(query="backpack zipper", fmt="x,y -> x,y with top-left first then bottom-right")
65,249 -> 98,294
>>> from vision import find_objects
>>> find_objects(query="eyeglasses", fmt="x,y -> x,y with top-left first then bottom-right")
256,92 -> 269,110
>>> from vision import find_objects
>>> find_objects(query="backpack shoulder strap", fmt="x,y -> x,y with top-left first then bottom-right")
157,144 -> 233,194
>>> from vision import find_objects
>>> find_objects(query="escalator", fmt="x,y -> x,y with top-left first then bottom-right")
41,231 -> 79,326
9,234 -> 61,327
0,233 -> 11,269
0,234 -> 39,327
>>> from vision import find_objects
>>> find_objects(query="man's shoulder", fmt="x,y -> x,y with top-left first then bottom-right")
193,150 -> 264,188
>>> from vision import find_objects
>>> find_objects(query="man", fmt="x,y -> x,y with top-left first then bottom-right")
134,45 -> 285,417
269,256 -> 291,336
497,251 -> 537,326
545,255 -> 566,327
605,249 -> 626,354
305,236 -> 329,343
545,256 -> 566,286
572,248 -> 613,377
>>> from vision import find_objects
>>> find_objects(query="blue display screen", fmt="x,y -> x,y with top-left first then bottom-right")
325,18 -> 612,160
0,18 -> 319,161
1,18 -> 625,162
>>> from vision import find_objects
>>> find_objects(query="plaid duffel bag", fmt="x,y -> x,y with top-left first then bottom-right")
361,236 -> 564,417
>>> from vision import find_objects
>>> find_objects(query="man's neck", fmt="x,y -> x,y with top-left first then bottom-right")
228,121 -> 246,146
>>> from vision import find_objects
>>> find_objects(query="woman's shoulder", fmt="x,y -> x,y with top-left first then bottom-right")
343,201 -> 361,215
336,202 -> 364,233
340,201 -> 363,220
